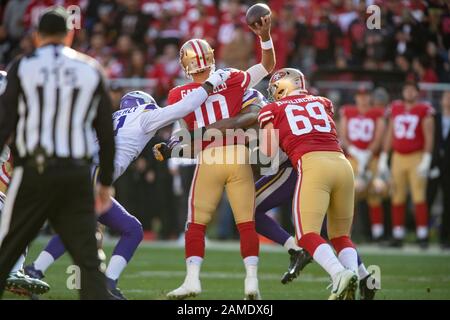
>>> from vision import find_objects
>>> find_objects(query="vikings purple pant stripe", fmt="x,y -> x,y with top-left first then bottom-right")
43,197 -> 143,262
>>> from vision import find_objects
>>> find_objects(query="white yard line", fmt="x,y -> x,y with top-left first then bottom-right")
34,236 -> 450,257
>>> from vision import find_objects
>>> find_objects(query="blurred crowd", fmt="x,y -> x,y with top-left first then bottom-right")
1,0 -> 450,242
1,0 -> 450,96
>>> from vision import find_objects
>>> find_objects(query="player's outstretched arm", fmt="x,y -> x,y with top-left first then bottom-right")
141,69 -> 230,133
246,15 -> 276,88
206,105 -> 260,134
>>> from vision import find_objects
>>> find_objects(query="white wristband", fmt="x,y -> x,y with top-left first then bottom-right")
260,38 -> 273,50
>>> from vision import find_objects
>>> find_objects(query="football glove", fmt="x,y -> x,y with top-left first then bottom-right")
377,152 -> 390,179
153,143 -> 171,161
205,69 -> 231,88
417,152 -> 432,178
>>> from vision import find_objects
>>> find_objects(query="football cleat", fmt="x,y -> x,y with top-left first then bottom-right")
328,269 -> 358,300
107,278 -> 127,300
244,277 -> 261,300
417,238 -> 429,250
5,270 -> 50,296
167,278 -> 201,300
359,275 -> 378,300
24,264 -> 45,280
388,238 -> 404,248
281,249 -> 313,284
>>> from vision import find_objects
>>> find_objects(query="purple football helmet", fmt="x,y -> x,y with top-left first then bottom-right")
119,91 -> 157,109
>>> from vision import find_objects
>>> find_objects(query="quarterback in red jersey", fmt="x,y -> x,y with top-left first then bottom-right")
259,68 -> 359,300
378,81 -> 435,247
339,87 -> 386,240
158,15 -> 275,300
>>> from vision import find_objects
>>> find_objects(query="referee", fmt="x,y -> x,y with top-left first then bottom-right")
0,7 -> 115,299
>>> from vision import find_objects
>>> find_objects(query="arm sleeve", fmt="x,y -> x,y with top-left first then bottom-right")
246,64 -> 269,89
140,87 -> 208,133
0,58 -> 21,151
258,105 -> 275,128
92,73 -> 115,186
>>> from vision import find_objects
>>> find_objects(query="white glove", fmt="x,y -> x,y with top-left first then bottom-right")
348,145 -> 371,173
417,152 -> 432,178
205,69 -> 231,88
377,152 -> 390,178
429,166 -> 440,179
359,150 -> 372,173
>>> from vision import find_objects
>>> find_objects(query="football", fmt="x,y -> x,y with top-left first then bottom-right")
246,3 -> 271,28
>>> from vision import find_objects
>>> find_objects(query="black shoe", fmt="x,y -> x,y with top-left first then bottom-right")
417,238 -> 429,250
281,249 -> 313,284
24,264 -> 45,280
388,238 -> 403,248
108,287 -> 127,300
359,275 -> 378,300
5,270 -> 50,297
107,278 -> 127,300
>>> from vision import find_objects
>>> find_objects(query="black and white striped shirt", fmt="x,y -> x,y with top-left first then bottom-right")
0,44 -> 115,185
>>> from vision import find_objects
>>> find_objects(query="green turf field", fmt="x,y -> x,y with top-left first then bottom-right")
4,239 -> 450,300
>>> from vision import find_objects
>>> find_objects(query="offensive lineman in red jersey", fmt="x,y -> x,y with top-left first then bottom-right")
259,68 -> 359,300
339,87 -> 386,241
378,81 -> 435,248
157,15 -> 275,300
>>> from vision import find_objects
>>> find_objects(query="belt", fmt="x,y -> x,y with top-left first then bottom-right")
19,157 -> 91,168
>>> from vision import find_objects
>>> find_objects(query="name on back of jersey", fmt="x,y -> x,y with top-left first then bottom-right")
180,83 -> 228,98
113,106 -> 138,119
275,96 -> 324,106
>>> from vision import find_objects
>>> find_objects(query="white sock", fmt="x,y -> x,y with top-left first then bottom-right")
358,263 -> 370,280
243,256 -> 259,278
34,251 -> 55,273
186,256 -> 203,280
105,255 -> 128,281
283,237 -> 300,251
337,247 -> 358,275
416,226 -> 428,239
371,224 -> 384,239
393,226 -> 405,239
313,243 -> 345,279
10,254 -> 26,274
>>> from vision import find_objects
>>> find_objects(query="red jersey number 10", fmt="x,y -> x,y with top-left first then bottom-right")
194,93 -> 229,128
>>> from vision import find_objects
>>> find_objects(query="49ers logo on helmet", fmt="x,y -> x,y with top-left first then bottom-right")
271,71 -> 286,82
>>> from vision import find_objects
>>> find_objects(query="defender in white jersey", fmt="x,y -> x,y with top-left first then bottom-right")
25,69 -> 230,299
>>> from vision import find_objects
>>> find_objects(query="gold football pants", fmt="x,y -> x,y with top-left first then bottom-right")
187,145 -> 255,225
391,151 -> 426,205
293,151 -> 355,240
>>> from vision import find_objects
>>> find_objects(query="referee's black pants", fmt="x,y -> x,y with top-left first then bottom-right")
427,168 -> 450,245
0,163 -> 109,299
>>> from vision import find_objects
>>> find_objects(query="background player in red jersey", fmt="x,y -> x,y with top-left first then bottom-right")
339,86 -> 386,241
259,68 -> 360,300
155,14 -> 275,300
378,81 -> 435,248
